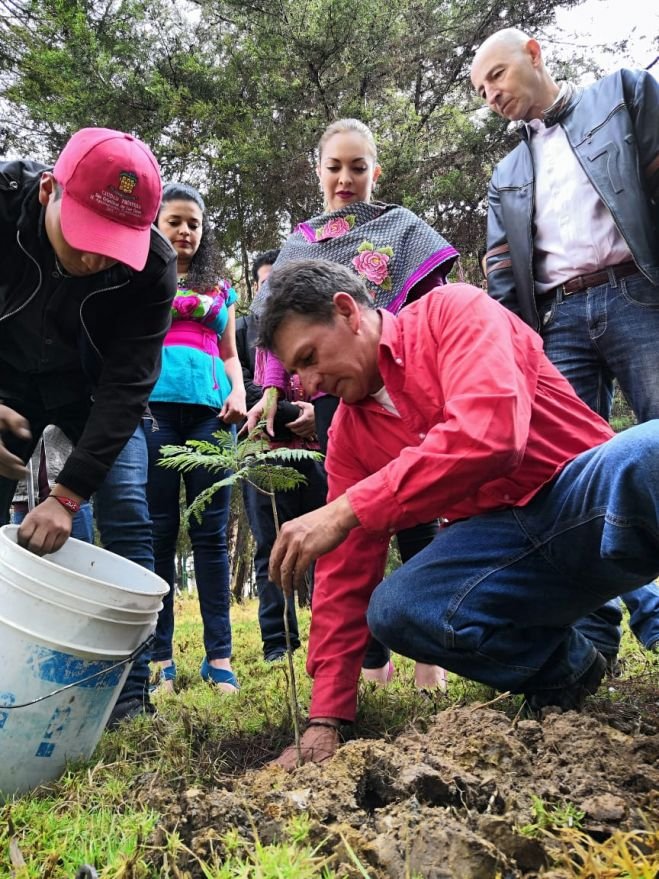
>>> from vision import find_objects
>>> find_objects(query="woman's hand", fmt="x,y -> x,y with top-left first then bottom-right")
239,387 -> 279,437
219,388 -> 247,425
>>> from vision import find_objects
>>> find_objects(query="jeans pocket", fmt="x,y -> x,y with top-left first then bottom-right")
620,274 -> 659,308
537,297 -> 557,329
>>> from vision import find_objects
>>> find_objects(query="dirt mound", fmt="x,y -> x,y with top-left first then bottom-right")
146,706 -> 659,877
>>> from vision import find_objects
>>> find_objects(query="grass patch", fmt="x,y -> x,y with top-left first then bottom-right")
1,593 -> 657,878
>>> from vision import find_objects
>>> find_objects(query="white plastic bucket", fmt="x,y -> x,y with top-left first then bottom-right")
0,525 -> 169,797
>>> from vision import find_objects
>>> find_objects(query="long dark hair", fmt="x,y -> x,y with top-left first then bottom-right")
159,183 -> 225,291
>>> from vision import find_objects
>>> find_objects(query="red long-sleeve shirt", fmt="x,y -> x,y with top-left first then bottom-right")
308,284 -> 614,721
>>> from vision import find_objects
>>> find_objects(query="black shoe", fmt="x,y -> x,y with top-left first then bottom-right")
106,695 -> 155,730
524,652 -> 607,718
603,652 -> 622,678
264,650 -> 286,663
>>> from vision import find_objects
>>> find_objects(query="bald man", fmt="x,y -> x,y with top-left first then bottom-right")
471,29 -> 659,658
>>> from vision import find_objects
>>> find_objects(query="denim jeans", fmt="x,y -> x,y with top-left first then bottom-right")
95,422 -> 154,702
366,422 -> 659,697
146,403 -> 233,662
538,271 -> 659,650
243,456 -> 327,659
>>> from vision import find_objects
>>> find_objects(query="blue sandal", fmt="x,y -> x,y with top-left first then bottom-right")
150,661 -> 176,693
200,658 -> 240,690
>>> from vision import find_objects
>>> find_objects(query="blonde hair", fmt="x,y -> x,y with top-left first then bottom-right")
317,118 -> 378,163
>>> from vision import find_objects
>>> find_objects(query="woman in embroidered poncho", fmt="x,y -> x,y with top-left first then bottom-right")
248,119 -> 459,691
147,183 -> 246,694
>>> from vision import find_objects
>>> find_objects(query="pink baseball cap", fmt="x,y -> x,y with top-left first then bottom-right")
53,128 -> 162,272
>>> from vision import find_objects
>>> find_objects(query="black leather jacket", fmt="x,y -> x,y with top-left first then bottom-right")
486,69 -> 659,331
0,160 -> 177,497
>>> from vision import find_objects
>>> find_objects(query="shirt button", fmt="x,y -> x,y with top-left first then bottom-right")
419,432 -> 426,439
51,270 -> 60,279
504,494 -> 511,501
395,358 -> 403,365
44,338 -> 53,345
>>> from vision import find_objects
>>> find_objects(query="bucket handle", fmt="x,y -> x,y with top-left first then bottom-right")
0,634 -> 155,710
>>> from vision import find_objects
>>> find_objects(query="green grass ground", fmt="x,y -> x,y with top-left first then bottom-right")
1,594 -> 657,878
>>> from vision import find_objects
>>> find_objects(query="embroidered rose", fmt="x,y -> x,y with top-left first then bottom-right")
352,241 -> 394,290
316,214 -> 356,240
173,294 -> 201,319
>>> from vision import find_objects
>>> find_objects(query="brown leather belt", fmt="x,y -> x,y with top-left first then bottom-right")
552,260 -> 639,297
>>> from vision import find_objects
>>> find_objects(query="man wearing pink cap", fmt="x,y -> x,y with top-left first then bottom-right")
0,128 -> 177,723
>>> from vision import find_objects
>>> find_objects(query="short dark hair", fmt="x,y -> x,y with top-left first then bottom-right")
258,258 -> 373,351
252,249 -> 281,283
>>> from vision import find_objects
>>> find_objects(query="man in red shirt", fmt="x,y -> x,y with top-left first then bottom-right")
258,259 -> 659,769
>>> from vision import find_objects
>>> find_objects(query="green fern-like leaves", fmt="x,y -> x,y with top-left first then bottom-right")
158,426 -> 324,525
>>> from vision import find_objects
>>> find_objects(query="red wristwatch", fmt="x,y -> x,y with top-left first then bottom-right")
49,495 -> 82,515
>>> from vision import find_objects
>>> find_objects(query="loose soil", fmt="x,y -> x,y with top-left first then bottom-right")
144,675 -> 658,878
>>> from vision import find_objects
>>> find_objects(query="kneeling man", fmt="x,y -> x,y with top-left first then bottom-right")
260,259 -> 659,769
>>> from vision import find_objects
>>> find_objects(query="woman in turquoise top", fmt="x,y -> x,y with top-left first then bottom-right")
147,183 -> 246,694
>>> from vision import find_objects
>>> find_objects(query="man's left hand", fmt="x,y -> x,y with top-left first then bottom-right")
17,496 -> 74,556
269,495 -> 358,593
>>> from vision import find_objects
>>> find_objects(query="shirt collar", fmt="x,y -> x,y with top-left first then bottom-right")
377,308 -> 402,361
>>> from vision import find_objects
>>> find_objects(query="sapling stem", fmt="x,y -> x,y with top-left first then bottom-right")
268,476 -> 303,766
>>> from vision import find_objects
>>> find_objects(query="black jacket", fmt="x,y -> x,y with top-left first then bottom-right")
0,160 -> 177,497
486,69 -> 659,331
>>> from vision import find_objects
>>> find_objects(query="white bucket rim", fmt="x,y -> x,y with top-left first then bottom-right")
0,554 -> 160,619
0,525 -> 169,598
0,568 -> 152,629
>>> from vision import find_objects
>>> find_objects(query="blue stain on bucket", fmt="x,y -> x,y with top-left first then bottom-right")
27,645 -> 124,688
0,693 -> 15,729
36,705 -> 73,758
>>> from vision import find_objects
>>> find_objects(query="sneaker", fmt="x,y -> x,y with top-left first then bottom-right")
524,652 -> 607,718
106,696 -> 155,730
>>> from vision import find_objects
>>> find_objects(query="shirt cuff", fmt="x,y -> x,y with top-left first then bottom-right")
309,672 -> 360,723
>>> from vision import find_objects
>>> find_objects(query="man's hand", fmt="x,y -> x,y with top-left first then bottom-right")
269,495 -> 358,593
0,405 -> 31,479
17,496 -> 74,556
272,720 -> 341,770
286,400 -> 316,439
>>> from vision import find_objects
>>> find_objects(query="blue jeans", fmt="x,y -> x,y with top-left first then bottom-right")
243,456 -> 327,660
95,422 -> 154,703
539,272 -> 659,650
146,403 -> 233,662
367,422 -> 659,697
